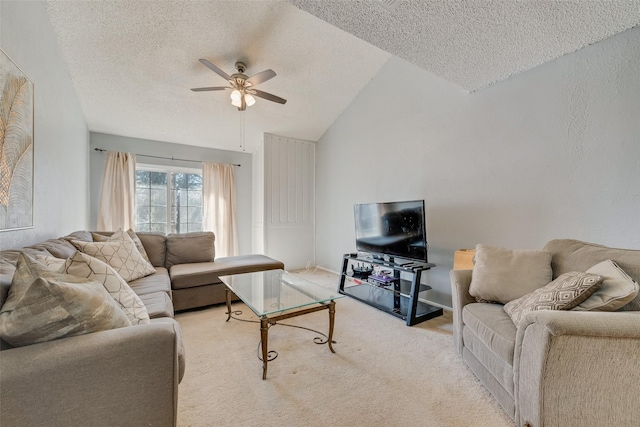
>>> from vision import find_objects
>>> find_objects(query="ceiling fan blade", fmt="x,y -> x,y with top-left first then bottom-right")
251,89 -> 287,104
190,86 -> 229,92
199,59 -> 232,82
245,69 -> 276,86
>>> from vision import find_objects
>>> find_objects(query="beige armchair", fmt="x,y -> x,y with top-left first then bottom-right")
451,239 -> 640,427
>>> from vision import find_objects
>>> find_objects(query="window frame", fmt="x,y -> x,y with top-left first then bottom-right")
135,163 -> 203,234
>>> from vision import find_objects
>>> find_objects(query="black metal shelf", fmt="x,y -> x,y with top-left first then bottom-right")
338,254 -> 443,326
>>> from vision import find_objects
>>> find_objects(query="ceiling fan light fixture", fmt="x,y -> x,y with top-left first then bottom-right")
193,59 -> 286,110
230,89 -> 242,102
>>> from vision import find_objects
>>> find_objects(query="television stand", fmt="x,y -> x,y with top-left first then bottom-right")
338,254 -> 443,326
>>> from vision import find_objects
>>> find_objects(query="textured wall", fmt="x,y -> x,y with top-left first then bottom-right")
315,27 -> 640,295
0,1 -> 89,250
89,133 -> 253,255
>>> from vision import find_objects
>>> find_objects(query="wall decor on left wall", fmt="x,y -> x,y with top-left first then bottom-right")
0,48 -> 34,231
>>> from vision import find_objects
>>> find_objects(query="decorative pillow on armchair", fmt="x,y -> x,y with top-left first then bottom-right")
72,229 -> 155,282
0,253 -> 131,347
469,244 -> 553,304
572,260 -> 639,312
504,271 -> 603,326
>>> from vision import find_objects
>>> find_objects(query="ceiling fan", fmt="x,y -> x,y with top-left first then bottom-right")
191,59 -> 287,111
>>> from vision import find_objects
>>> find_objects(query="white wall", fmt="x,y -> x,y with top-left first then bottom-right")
0,1 -> 89,249
315,27 -> 640,296
89,132 -> 253,255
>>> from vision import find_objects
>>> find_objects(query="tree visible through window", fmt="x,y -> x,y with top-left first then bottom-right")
135,168 -> 203,234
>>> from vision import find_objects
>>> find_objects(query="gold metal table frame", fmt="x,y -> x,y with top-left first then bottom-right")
221,270 -> 341,380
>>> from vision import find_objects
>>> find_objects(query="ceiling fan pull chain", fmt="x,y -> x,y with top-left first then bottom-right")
240,112 -> 245,152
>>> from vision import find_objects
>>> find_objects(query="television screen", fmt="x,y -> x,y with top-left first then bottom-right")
354,200 -> 428,262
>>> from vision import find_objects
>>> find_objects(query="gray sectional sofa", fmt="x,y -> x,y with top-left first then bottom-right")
451,239 -> 640,427
0,230 -> 283,426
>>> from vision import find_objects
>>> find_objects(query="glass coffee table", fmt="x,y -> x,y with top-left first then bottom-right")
220,269 -> 344,379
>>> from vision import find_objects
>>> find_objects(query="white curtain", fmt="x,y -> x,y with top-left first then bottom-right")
97,151 -> 136,231
202,162 -> 239,258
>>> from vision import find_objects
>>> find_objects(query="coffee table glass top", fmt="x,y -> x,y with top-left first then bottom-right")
220,269 -> 343,317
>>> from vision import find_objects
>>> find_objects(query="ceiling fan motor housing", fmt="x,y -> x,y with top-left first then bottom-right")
235,62 -> 247,73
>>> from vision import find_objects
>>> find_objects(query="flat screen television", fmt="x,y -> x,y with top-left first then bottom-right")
354,200 -> 428,262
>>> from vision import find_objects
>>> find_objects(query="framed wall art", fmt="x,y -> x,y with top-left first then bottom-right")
0,48 -> 34,231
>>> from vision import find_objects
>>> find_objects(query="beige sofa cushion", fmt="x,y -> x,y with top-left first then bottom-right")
170,255 -> 285,290
136,233 -> 167,268
470,244 -> 552,304
573,260 -> 639,312
139,292 -> 174,319
128,267 -> 171,296
462,303 -> 516,364
504,271 -> 603,326
165,232 -> 215,268
0,254 -> 131,347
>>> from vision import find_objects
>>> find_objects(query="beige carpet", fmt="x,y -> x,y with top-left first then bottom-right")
175,269 -> 515,427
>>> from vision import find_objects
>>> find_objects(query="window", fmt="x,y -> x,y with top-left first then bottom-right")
135,165 -> 203,234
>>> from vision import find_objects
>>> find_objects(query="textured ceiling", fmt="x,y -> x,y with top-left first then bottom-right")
290,0 -> 640,91
45,1 -> 640,153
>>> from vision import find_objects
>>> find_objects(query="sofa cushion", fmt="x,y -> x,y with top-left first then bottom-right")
543,239 -> 640,311
61,251 -> 150,325
136,232 -> 167,268
128,267 -> 171,296
71,229 -> 156,282
165,232 -> 215,268
573,260 -> 639,312
0,253 -> 131,347
462,303 -> 516,365
26,238 -> 78,259
169,255 -> 284,290
470,244 -> 552,304
139,292 -> 174,319
504,272 -> 603,326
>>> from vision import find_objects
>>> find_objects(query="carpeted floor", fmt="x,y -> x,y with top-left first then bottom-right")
175,269 -> 515,427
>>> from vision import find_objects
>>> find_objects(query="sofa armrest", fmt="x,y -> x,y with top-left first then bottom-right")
1,322 -> 180,427
514,311 -> 640,427
450,269 -> 475,355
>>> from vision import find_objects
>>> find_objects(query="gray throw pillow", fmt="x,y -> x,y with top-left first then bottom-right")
504,271 -> 603,326
469,244 -> 552,304
0,253 -> 131,347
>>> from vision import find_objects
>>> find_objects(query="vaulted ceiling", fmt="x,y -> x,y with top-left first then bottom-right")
44,1 -> 640,153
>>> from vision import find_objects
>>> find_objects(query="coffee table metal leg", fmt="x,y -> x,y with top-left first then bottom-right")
225,287 -> 232,322
328,300 -> 336,353
260,317 -> 269,380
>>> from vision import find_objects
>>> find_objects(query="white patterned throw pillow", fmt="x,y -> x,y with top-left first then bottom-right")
92,229 -> 152,264
504,271 -> 603,326
61,251 -> 150,325
72,229 -> 155,282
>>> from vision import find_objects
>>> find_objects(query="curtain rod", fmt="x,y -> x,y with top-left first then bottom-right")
93,148 -> 241,167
